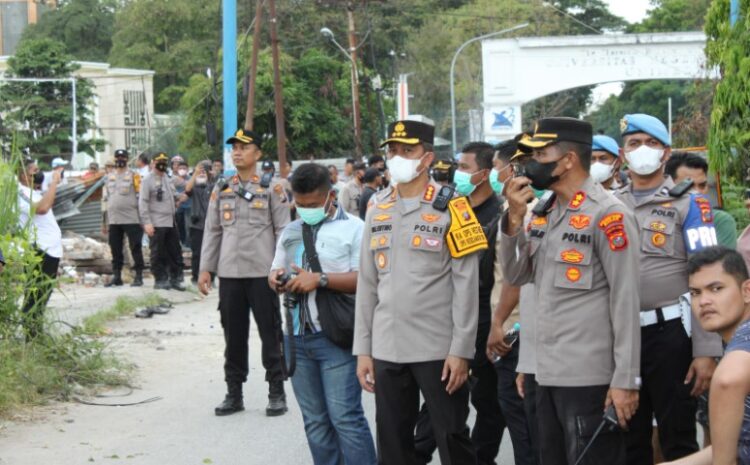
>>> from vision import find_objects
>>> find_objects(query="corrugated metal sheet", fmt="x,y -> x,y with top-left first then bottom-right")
59,201 -> 103,236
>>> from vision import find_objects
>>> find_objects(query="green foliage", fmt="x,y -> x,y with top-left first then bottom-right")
179,44 -> 358,159
82,293 -> 168,335
705,0 -> 750,179
0,38 -> 105,158
722,182 -> 750,233
20,0 -> 117,62
585,0 -> 713,147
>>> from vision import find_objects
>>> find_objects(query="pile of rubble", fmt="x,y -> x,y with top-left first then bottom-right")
60,232 -> 112,275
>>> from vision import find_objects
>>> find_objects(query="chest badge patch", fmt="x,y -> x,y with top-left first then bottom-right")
422,213 -> 440,223
377,202 -> 395,210
223,211 -> 233,221
560,249 -> 584,264
566,267 -> 582,282
376,252 -> 387,269
412,235 -> 422,247
373,214 -> 392,222
650,222 -> 667,232
651,232 -> 666,247
569,214 -> 591,230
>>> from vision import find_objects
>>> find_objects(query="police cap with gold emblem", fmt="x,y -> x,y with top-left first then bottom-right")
226,128 -> 262,149
114,149 -> 129,159
519,117 -> 592,153
509,133 -> 533,161
152,152 -> 169,163
380,120 -> 434,147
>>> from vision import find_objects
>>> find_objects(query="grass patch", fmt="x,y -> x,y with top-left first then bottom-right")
81,293 -> 169,335
0,293 -> 170,417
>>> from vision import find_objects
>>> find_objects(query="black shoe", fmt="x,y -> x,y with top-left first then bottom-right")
105,271 -> 123,287
266,380 -> 288,417
131,270 -> 144,287
215,383 -> 244,416
154,280 -> 171,290
134,307 -> 154,318
170,279 -> 186,291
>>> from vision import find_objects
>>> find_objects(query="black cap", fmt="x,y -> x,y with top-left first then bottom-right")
432,159 -> 454,171
152,152 -> 169,163
261,160 -> 275,171
380,120 -> 434,147
114,149 -> 129,158
518,117 -> 592,152
226,128 -> 262,149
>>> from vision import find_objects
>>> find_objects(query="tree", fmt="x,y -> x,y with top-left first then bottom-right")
20,0 -> 117,62
704,0 -> 750,179
0,39 -> 104,159
585,0 -> 714,146
179,44 -> 357,161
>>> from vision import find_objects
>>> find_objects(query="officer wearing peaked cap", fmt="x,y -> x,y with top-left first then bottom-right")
199,128 -> 291,418
354,118 -> 488,465
139,152 -> 185,291
105,149 -> 144,287
501,117 -> 641,465
614,114 -> 723,465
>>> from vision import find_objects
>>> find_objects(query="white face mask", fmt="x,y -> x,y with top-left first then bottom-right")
590,162 -> 615,184
625,145 -> 664,176
388,155 -> 424,184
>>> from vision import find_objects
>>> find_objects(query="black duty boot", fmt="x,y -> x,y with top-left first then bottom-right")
105,270 -> 123,287
131,270 -> 144,287
154,280 -> 171,290
170,277 -> 186,292
266,380 -> 287,417
215,382 -> 244,416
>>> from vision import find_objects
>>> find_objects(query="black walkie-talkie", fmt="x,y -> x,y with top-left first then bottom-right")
433,184 -> 456,211
532,190 -> 556,217
669,177 -> 694,198
260,171 -> 273,188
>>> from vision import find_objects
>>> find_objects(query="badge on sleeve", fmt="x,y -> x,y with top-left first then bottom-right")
446,198 -> 488,258
598,212 -> 628,251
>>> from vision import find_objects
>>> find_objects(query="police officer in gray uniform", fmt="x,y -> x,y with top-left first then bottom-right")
105,149 -> 144,287
501,117 -> 641,465
199,128 -> 290,417
139,152 -> 185,291
354,119 -> 487,465
614,114 -> 723,465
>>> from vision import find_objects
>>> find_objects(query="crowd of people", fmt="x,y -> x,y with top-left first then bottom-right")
13,112 -> 750,465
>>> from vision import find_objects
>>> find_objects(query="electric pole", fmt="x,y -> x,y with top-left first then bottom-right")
268,0 -> 288,176
346,2 -> 363,158
244,0 -> 264,131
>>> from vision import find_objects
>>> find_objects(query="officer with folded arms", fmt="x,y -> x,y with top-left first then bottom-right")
354,118 -> 487,464
199,128 -> 290,417
613,114 -> 723,465
501,117 -> 641,465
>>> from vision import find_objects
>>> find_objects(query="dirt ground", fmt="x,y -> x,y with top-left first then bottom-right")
0,282 -> 514,465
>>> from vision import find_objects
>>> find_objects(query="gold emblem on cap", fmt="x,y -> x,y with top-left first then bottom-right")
392,121 -> 407,137
620,117 -> 628,132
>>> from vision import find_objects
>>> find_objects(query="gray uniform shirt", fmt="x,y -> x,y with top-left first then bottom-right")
615,177 -> 723,357
339,179 -> 362,217
500,178 -> 641,389
138,172 -> 176,228
353,181 -> 481,363
106,170 -> 140,225
199,175 -> 290,278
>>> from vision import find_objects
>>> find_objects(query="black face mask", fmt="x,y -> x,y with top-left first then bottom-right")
524,158 -> 560,190
115,159 -> 127,168
32,171 -> 45,186
155,163 -> 167,172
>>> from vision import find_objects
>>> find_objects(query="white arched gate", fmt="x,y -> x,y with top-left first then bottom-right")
480,31 -> 717,141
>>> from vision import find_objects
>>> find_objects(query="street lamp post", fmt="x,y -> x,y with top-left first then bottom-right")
450,23 -> 529,154
321,27 -> 363,157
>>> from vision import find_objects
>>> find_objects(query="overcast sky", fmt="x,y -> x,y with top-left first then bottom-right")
604,0 -> 651,24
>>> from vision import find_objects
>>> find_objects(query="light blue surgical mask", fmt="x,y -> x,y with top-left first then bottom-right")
532,187 -> 546,198
453,170 -> 479,196
297,195 -> 332,225
489,165 -> 511,194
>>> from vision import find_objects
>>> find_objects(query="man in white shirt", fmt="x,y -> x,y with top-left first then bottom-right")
18,157 -> 63,338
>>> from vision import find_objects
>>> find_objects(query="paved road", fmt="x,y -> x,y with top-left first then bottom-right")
0,285 -> 515,465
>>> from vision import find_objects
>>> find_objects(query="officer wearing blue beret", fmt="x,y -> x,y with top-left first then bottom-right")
614,113 -> 723,465
590,135 -> 623,190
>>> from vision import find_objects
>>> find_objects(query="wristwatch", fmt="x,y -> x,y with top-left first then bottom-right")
318,272 -> 329,288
